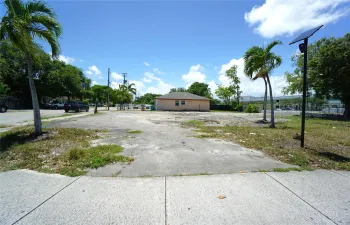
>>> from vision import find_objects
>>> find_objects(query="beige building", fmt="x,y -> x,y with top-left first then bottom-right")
155,92 -> 210,111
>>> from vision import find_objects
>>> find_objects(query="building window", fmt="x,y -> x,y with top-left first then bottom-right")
181,100 -> 185,105
175,100 -> 179,106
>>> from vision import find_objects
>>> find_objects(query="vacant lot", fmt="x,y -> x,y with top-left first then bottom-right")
42,111 -> 293,176
2,111 -> 348,177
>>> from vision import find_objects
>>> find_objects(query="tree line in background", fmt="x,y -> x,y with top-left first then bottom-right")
283,33 -> 350,119
0,41 -> 91,106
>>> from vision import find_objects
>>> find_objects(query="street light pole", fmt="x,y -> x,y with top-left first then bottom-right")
107,68 -> 110,111
289,25 -> 323,148
301,38 -> 308,148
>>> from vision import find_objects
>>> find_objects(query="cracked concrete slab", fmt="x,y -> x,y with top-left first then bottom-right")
16,176 -> 165,225
44,111 -> 293,177
166,173 -> 335,225
0,170 -> 76,225
267,170 -> 350,224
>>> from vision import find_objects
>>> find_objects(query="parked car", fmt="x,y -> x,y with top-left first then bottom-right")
64,101 -> 89,112
50,100 -> 65,109
0,103 -> 8,113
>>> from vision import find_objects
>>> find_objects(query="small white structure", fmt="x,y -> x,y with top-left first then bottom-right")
155,92 -> 210,111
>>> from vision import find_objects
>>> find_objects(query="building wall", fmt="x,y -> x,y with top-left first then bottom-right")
155,99 -> 210,111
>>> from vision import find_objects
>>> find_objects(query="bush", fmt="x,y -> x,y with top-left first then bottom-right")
82,100 -> 89,105
245,104 -> 259,113
234,103 -> 243,112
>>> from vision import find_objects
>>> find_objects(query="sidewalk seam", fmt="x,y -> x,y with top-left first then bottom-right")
165,176 -> 167,225
265,173 -> 338,225
11,176 -> 82,225
329,170 -> 349,178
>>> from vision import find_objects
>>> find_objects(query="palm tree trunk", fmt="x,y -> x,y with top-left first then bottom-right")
26,53 -> 42,136
94,97 -> 98,114
263,77 -> 267,122
266,74 -> 275,128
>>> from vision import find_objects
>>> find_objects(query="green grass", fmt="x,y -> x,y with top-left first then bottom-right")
210,110 -> 240,113
190,116 -> 350,171
183,120 -> 205,127
173,172 -> 212,176
0,127 -> 133,176
41,113 -> 78,120
127,130 -> 142,134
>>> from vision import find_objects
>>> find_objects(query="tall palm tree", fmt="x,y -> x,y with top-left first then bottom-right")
244,41 -> 282,128
123,83 -> 136,95
0,0 -> 62,135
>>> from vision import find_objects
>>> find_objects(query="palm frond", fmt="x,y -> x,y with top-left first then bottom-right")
30,28 -> 60,57
31,15 -> 62,37
26,1 -> 55,17
265,40 -> 282,53
5,0 -> 25,17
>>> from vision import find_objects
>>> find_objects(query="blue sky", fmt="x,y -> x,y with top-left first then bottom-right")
1,0 -> 350,97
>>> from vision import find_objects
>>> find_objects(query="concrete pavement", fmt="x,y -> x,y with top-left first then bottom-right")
1,170 -> 349,225
45,111 -> 294,176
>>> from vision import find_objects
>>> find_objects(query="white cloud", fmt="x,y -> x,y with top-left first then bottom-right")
244,0 -> 350,38
80,59 -> 84,62
153,68 -> 164,75
58,55 -> 75,64
86,65 -> 101,76
208,80 -> 218,96
182,64 -> 206,86
144,72 -> 161,82
146,80 -> 174,95
111,72 -> 123,81
98,75 -> 103,79
218,57 -> 287,97
143,77 -> 152,83
111,81 -> 121,89
144,62 -> 150,67
91,80 -> 98,85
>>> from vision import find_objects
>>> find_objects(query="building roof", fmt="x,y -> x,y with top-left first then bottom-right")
155,92 -> 209,100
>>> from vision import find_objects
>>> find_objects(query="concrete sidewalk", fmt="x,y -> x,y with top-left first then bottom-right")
0,170 -> 349,225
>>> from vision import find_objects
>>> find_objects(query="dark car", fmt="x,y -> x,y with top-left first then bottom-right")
64,101 -> 89,112
0,103 -> 8,113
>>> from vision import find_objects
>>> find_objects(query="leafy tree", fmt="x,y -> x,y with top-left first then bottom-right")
0,0 -> 62,135
0,82 -> 9,96
283,33 -> 350,118
0,41 -> 91,105
187,82 -> 211,98
244,41 -> 282,127
134,93 -> 160,105
91,85 -> 108,113
169,87 -> 187,93
223,66 -> 242,104
215,85 -> 234,106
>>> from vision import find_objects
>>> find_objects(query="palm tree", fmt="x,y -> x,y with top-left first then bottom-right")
244,41 -> 282,128
123,83 -> 136,95
0,0 -> 62,135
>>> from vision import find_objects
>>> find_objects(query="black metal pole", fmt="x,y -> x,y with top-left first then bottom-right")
107,68 -> 110,111
301,38 -> 308,148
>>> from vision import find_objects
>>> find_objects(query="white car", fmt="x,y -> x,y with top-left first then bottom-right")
50,101 -> 65,109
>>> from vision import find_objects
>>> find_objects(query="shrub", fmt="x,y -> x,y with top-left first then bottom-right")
245,104 -> 259,113
82,100 -> 89,105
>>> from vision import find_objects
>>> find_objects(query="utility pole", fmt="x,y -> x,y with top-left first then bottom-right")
107,68 -> 110,111
122,73 -> 127,85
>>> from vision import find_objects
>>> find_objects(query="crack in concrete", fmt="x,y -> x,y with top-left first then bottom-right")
165,176 -> 168,225
265,173 -> 338,225
11,176 -> 82,225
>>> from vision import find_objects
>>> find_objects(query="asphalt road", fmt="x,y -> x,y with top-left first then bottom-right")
0,170 -> 349,225
0,109 -> 68,126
